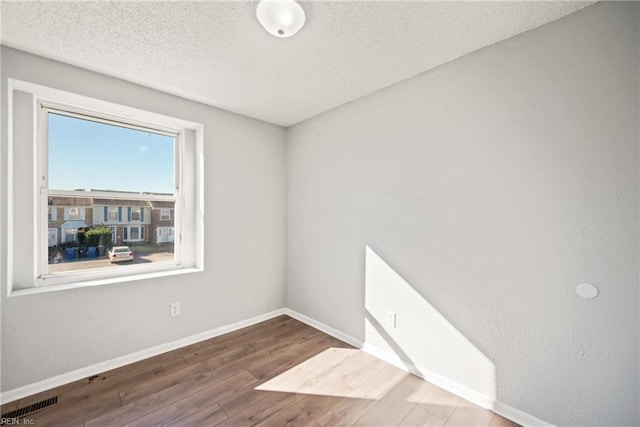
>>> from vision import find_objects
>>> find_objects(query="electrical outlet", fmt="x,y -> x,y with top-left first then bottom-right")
170,302 -> 181,317
386,311 -> 396,328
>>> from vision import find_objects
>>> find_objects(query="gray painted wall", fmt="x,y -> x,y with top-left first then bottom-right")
2,2 -> 639,426
286,3 -> 638,425
1,47 -> 286,391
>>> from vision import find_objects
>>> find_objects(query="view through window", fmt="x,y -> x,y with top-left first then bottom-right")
46,111 -> 177,274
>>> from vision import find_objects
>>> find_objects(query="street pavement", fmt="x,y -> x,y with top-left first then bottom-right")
48,251 -> 174,273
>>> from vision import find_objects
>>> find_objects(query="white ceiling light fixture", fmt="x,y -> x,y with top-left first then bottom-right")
256,0 -> 306,38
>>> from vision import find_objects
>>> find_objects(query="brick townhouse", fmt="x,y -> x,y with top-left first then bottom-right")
48,196 -> 175,247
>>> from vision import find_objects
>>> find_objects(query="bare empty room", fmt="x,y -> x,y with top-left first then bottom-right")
1,1 -> 638,426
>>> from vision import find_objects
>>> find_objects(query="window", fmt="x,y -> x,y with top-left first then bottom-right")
123,226 -> 145,242
131,207 -> 141,221
67,207 -> 82,220
5,79 -> 204,292
107,207 -> 118,222
44,110 -> 174,277
62,228 -> 78,244
160,209 -> 170,221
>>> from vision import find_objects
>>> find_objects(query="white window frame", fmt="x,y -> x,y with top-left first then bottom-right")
62,228 -> 79,244
107,206 -> 119,222
131,207 -> 141,222
40,105 -> 179,282
123,226 -> 145,242
6,79 -> 204,294
48,206 -> 57,221
160,209 -> 170,221
66,206 -> 83,221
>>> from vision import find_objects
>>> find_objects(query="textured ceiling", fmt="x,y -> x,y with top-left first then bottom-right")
1,1 -> 595,127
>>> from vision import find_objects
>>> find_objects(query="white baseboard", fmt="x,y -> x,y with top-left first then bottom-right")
492,400 -> 553,427
282,308 -> 363,349
0,308 -> 287,405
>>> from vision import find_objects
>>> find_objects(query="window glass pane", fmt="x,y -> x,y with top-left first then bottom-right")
48,113 -> 175,194
68,207 -> 81,220
130,227 -> 139,240
48,197 -> 175,272
46,111 -> 177,275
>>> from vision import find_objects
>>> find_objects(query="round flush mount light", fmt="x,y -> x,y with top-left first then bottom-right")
256,0 -> 305,38
576,283 -> 599,299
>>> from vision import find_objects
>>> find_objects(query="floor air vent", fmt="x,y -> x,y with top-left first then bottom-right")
1,396 -> 58,423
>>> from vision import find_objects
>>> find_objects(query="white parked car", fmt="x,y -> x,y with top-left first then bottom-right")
108,246 -> 134,263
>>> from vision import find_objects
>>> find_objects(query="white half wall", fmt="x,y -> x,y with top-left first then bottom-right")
0,47 -> 287,392
286,3 -> 639,425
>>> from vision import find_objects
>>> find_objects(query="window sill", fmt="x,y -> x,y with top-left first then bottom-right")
8,266 -> 203,297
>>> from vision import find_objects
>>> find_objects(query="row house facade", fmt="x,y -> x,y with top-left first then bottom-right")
47,197 -> 93,247
48,196 -> 175,247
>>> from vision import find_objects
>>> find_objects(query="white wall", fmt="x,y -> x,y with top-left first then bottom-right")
0,47 -> 286,391
286,2 -> 639,425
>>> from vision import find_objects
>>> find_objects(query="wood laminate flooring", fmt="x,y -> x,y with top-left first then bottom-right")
1,316 -> 520,426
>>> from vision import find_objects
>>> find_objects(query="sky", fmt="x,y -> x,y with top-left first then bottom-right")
48,113 -> 175,194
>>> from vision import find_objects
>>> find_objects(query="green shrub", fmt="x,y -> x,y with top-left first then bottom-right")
85,225 -> 113,248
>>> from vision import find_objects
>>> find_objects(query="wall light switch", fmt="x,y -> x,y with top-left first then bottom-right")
386,311 -> 396,328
